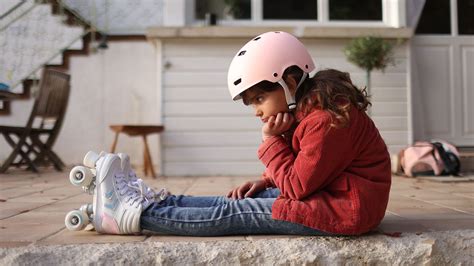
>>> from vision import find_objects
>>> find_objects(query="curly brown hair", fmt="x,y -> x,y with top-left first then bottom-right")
294,68 -> 371,128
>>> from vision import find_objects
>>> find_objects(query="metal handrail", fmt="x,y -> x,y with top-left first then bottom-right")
0,0 -> 26,20
0,0 -> 38,32
8,28 -> 91,90
1,0 -> 96,90
56,0 -> 99,31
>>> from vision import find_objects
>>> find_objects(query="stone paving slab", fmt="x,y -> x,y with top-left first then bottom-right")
40,229 -> 147,246
454,192 -> 474,199
0,221 -> 63,243
417,175 -> 474,182
0,168 -> 473,264
0,202 -> 48,220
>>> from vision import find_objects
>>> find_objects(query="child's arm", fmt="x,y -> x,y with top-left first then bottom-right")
258,115 -> 351,200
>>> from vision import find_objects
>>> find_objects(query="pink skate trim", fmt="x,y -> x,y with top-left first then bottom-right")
101,213 -> 120,234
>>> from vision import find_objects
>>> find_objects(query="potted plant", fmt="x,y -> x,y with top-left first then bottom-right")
344,36 -> 395,101
223,0 -> 250,20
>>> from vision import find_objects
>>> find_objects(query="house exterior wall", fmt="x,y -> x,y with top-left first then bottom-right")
160,37 -> 410,176
0,41 -> 161,169
411,36 -> 474,146
3,1 -> 472,177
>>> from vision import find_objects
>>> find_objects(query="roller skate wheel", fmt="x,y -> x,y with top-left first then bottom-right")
69,166 -> 94,187
65,210 -> 89,231
83,151 -> 101,168
79,204 -> 93,215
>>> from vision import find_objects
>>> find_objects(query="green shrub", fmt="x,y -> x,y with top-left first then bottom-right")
344,36 -> 394,73
344,36 -> 395,113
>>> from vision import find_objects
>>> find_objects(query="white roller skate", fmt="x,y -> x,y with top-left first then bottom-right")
65,151 -> 169,234
117,152 -> 170,202
94,153 -> 152,234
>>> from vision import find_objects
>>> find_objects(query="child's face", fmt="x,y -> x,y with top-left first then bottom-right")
243,87 -> 290,123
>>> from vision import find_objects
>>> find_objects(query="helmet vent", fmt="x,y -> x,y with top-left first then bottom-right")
273,73 -> 278,77
253,37 -> 261,41
305,64 -> 308,69
238,50 -> 246,56
234,78 -> 242,86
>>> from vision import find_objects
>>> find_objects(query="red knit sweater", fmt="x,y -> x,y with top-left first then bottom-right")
258,107 -> 391,235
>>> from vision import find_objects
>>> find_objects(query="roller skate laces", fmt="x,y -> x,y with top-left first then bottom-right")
115,172 -> 153,210
118,153 -> 170,202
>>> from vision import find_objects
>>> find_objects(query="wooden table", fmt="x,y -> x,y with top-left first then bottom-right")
109,125 -> 164,178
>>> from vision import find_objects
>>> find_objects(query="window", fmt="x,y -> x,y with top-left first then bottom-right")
458,0 -> 474,35
416,0 -> 451,34
263,0 -> 317,20
329,0 -> 382,21
195,0 -> 250,20
194,0 -> 389,25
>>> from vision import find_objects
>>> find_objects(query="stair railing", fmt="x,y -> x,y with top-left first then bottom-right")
0,0 -> 37,32
1,0 -> 95,91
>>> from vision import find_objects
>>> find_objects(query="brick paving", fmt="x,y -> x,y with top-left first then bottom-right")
0,168 -> 473,248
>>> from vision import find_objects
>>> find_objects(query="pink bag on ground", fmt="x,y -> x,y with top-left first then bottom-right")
392,140 -> 461,177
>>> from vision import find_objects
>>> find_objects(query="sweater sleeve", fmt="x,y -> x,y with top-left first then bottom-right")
261,169 -> 276,188
257,115 -> 351,200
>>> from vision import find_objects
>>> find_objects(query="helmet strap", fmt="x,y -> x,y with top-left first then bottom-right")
296,72 -> 308,90
278,80 -> 296,110
277,72 -> 307,110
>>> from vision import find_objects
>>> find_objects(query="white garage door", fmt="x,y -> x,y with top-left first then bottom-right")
411,0 -> 474,147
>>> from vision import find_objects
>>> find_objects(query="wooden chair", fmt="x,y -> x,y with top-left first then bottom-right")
109,125 -> 164,178
0,69 -> 71,173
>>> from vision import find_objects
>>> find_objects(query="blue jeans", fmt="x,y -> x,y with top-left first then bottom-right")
140,188 -> 328,236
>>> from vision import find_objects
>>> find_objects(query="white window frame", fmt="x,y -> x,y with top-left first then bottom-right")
190,0 -> 406,27
450,0 -> 458,36
414,0 -> 471,37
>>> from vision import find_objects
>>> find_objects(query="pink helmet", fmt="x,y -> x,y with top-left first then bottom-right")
227,31 -> 315,109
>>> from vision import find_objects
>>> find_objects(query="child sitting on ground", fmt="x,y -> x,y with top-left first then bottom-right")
67,31 -> 391,236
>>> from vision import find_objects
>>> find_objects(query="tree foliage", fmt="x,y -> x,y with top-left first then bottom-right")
344,36 -> 394,72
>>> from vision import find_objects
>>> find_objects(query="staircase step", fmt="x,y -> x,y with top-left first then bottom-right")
69,38 -> 84,50
0,0 -> 36,29
0,79 -> 32,99
9,82 -> 24,94
50,54 -> 63,65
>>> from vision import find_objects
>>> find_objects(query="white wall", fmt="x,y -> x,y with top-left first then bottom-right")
0,41 -> 161,171
411,36 -> 474,146
161,38 -> 410,176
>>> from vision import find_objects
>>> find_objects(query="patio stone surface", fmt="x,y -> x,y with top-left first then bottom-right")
0,168 -> 472,264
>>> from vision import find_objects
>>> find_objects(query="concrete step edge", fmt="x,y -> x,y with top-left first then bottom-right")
0,230 -> 472,265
